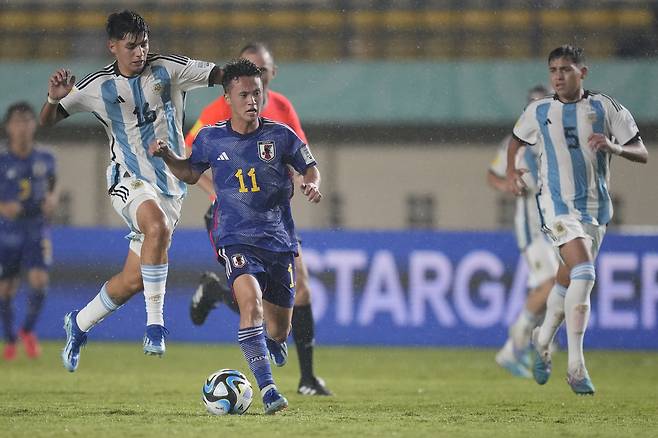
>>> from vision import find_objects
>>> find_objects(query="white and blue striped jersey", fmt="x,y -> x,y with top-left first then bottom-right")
512,90 -> 639,226
489,135 -> 543,249
59,54 -> 216,197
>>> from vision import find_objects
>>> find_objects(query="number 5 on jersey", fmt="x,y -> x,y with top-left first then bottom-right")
235,168 -> 260,193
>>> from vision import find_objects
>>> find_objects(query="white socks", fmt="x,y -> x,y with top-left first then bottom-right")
510,309 -> 541,350
76,282 -> 120,332
536,283 -> 568,350
564,262 -> 595,371
141,264 -> 168,326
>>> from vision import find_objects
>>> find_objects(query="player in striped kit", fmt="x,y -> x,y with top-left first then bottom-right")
488,85 -> 559,378
506,45 -> 648,394
39,10 -> 224,372
150,58 -> 322,414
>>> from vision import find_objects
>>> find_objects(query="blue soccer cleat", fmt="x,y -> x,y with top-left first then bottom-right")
567,368 -> 596,395
143,324 -> 168,356
531,328 -> 551,385
265,337 -> 288,367
62,310 -> 88,372
495,343 -> 531,378
262,387 -> 288,415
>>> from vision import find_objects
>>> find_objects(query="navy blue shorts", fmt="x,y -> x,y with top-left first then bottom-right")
218,244 -> 296,308
0,227 -> 52,279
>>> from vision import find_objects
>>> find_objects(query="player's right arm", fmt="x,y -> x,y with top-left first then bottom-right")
40,69 -> 76,127
149,139 -> 203,184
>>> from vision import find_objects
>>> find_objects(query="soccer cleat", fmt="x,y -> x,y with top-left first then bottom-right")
531,327 -> 551,385
495,345 -> 532,379
265,338 -> 288,367
298,376 -> 333,396
143,324 -> 168,356
567,367 -> 596,395
3,343 -> 17,361
262,387 -> 288,414
62,310 -> 88,372
190,272 -> 226,326
19,329 -> 41,359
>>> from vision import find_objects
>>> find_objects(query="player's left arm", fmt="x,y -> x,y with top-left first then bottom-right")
149,139 -> 204,184
589,102 -> 648,163
588,133 -> 648,163
300,165 -> 322,203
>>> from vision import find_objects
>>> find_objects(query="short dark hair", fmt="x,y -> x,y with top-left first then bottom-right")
239,42 -> 271,57
548,45 -> 585,65
221,58 -> 262,90
4,101 -> 35,123
106,10 -> 149,41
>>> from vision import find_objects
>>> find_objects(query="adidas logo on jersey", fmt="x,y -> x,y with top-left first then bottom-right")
217,152 -> 229,161
114,95 -> 126,104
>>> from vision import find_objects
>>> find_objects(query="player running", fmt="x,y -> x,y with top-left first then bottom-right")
39,10 -> 224,371
150,58 -> 322,414
506,45 -> 648,394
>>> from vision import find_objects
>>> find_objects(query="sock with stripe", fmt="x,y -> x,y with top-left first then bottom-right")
536,283 -> 567,350
142,264 -> 168,326
238,325 -> 275,391
76,282 -> 121,332
565,262 -> 596,371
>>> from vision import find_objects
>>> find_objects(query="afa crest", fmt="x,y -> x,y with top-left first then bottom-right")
231,254 -> 247,268
257,141 -> 276,162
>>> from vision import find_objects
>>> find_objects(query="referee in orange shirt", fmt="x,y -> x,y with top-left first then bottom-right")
187,42 -> 331,396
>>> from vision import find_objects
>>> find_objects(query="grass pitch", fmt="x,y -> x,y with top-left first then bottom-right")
1,342 -> 657,437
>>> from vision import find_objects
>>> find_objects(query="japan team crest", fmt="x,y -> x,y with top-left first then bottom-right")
231,254 -> 247,268
258,141 -> 276,162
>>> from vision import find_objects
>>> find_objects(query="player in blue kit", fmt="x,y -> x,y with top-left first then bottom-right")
0,102 -> 58,361
149,59 -> 322,414
507,45 -> 648,394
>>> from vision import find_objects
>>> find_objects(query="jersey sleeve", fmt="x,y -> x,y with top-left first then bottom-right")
188,128 -> 211,174
512,103 -> 540,145
167,55 -> 216,92
608,102 -> 640,146
488,136 -> 510,178
283,128 -> 317,174
59,85 -> 94,116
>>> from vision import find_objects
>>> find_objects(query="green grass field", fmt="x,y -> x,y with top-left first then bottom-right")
1,342 -> 657,437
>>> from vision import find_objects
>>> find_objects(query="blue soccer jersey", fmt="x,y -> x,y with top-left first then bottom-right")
0,145 -> 56,222
189,118 -> 317,253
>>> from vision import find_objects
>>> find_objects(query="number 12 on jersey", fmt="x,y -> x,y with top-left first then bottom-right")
235,168 -> 261,193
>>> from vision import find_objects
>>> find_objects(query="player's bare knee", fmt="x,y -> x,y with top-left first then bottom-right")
142,220 -> 171,244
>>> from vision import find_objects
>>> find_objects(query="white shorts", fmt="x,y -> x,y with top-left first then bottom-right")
523,236 -> 559,288
542,214 -> 606,262
109,176 -> 183,255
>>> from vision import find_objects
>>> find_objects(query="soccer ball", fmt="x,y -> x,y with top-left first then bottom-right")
202,369 -> 253,415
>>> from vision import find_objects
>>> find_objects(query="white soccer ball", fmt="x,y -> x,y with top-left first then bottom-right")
202,369 -> 253,415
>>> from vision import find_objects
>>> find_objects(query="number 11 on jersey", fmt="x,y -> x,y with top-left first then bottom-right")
235,168 -> 261,193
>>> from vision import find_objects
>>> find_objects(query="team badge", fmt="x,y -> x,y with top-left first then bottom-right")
554,222 -> 566,236
586,111 -> 598,124
231,254 -> 247,268
258,141 -> 276,162
131,179 -> 144,189
153,82 -> 162,94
